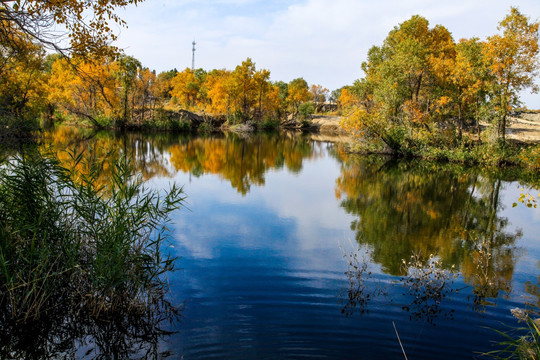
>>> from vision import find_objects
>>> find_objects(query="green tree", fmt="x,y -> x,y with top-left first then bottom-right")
115,55 -> 141,128
484,7 -> 540,144
287,77 -> 311,114
274,80 -> 289,119
449,38 -> 491,139
341,15 -> 458,154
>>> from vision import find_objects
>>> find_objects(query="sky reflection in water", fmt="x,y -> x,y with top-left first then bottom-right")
39,128 -> 540,359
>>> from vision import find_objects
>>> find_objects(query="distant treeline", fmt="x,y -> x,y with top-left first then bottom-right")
1,40 -> 331,130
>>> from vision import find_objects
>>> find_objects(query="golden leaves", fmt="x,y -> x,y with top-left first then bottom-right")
3,0 -> 142,57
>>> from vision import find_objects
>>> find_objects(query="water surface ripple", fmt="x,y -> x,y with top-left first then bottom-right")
39,129 -> 540,359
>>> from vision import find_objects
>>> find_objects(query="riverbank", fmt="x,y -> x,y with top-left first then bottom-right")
329,111 -> 540,171
308,111 -> 540,145
309,112 -> 540,143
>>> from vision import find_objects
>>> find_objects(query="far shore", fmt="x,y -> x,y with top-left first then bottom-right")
311,112 -> 540,144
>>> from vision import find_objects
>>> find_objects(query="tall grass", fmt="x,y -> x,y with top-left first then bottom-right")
0,149 -> 184,357
484,308 -> 540,360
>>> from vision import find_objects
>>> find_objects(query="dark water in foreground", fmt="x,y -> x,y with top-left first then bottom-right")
13,127 -> 540,358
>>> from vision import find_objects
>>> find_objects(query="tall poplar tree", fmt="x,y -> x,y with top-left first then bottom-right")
484,7 -> 539,143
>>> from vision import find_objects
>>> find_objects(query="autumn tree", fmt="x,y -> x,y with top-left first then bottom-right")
0,0 -> 143,126
378,16 -> 456,128
170,68 -> 197,108
154,69 -> 178,100
170,68 -> 207,109
0,34 -> 46,120
0,0 -> 144,57
48,56 -> 120,126
338,15 -> 457,153
131,67 -> 157,123
337,88 -> 353,109
47,54 -> 166,127
253,68 -> 271,119
484,7 -> 539,143
197,59 -> 279,123
372,15 -> 433,122
287,78 -> 311,114
231,58 -> 257,120
341,12 -> 531,153
309,84 -> 329,111
205,69 -> 233,115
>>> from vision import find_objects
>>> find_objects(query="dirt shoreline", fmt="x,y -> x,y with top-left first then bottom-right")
507,112 -> 540,143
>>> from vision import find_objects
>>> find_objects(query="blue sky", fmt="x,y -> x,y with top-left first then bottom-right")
117,0 -> 540,108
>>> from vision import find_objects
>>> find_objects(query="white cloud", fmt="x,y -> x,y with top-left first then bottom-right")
116,0 -> 540,108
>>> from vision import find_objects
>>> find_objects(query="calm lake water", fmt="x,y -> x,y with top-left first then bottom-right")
21,127 -> 540,358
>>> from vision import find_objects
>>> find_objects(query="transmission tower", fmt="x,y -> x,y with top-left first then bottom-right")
191,40 -> 196,70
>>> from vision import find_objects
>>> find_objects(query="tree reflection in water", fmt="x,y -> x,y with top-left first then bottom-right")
34,127 -> 534,327
333,150 -> 525,320
524,263 -> 540,316
41,127 -> 322,196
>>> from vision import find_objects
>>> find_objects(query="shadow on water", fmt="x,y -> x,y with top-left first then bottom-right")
332,150 -> 530,323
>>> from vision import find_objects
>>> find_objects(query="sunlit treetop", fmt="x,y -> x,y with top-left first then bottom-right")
0,0 -> 144,57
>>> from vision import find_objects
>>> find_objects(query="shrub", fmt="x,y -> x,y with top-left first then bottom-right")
519,144 -> 540,171
198,120 -> 214,134
144,108 -> 192,131
257,117 -> 280,131
298,102 -> 315,121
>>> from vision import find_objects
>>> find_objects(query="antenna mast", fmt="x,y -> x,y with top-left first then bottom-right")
191,40 -> 196,70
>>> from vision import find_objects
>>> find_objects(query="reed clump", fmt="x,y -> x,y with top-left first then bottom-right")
0,150 -> 184,356
484,308 -> 540,360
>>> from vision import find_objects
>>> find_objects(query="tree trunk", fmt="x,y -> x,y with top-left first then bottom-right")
458,103 -> 463,141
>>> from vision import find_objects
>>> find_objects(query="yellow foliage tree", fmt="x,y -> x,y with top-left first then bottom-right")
48,57 -> 120,126
206,69 -> 233,115
309,84 -> 329,105
0,0 -> 143,57
170,68 -> 198,109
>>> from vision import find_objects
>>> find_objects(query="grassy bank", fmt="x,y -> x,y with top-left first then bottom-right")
344,131 -> 540,172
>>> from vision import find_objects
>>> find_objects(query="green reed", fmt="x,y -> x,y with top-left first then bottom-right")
0,149 -> 184,324
484,308 -> 540,360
